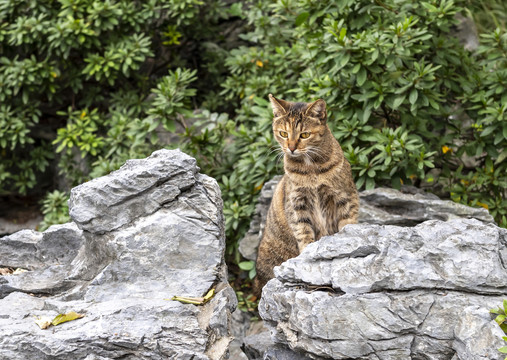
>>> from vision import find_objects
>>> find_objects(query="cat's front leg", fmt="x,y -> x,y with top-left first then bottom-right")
287,189 -> 316,252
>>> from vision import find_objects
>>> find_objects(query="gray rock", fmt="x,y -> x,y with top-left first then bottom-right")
229,310 -> 253,360
238,180 -> 494,261
263,344 -> 315,360
358,187 -> 494,226
0,149 -> 236,360
243,320 -> 271,359
239,176 -> 282,261
69,149 -> 199,234
259,219 -> 507,359
275,219 -> 506,294
453,13 -> 479,51
453,305 -> 506,360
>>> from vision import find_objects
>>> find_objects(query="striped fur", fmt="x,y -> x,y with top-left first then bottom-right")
253,95 -> 359,296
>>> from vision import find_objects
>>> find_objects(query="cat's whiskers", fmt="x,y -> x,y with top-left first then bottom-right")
305,147 -> 326,162
268,146 -> 285,166
303,151 -> 316,166
265,145 -> 281,157
262,145 -> 283,162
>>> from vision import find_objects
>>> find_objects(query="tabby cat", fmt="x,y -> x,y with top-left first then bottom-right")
253,94 -> 359,296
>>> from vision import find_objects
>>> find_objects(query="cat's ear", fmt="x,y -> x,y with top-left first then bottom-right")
305,99 -> 327,122
269,94 -> 290,117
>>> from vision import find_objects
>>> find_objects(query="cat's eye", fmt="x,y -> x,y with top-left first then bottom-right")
279,131 -> 288,138
300,132 -> 311,139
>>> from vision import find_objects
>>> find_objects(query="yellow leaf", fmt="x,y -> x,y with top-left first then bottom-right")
80,111 -> 86,119
475,201 -> 489,210
441,145 -> 452,154
254,182 -> 264,192
169,296 -> 204,305
52,311 -> 85,326
255,60 -> 263,67
203,288 -> 215,301
168,288 -> 216,306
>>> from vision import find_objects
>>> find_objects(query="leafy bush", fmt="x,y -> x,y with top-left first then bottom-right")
204,0 -> 507,253
0,0 -> 236,228
0,0 -> 229,191
39,190 -> 69,231
1,0 -> 506,259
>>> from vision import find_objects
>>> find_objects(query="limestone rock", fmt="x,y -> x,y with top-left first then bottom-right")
259,219 -> 507,359
0,149 -> 236,360
69,149 -> 199,234
263,344 -> 315,360
239,176 -> 282,261
358,187 -> 493,226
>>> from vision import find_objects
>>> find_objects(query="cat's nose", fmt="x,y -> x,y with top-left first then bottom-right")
288,145 -> 297,153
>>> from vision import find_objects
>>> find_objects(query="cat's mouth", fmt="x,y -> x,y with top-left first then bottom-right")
285,150 -> 303,158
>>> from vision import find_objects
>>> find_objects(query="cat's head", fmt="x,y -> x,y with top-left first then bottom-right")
269,94 -> 328,159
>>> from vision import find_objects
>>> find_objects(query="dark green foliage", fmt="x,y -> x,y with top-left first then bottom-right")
207,0 -> 507,247
0,0 -> 506,253
39,190 -> 69,231
0,0 -> 230,202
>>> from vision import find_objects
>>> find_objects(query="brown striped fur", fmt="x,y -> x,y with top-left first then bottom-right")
253,95 -> 359,296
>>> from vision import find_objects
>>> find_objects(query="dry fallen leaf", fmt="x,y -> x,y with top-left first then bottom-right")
168,288 -> 215,305
35,311 -> 85,330
12,268 -> 28,275
34,316 -> 53,330
52,311 -> 85,326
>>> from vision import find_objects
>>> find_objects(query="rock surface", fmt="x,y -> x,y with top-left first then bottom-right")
259,219 -> 507,359
358,186 -> 493,226
238,177 -> 494,260
239,176 -> 282,261
0,149 -> 236,360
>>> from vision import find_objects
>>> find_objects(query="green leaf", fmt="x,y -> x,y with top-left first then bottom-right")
295,12 -> 309,26
249,268 -> 256,279
357,67 -> 367,86
238,261 -> 254,271
164,119 -> 176,132
52,311 -> 85,326
392,95 -> 406,110
428,98 -> 440,110
409,89 -> 418,105
365,177 -> 375,190
339,27 -> 347,41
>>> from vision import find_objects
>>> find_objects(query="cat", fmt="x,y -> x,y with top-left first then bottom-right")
253,94 -> 359,296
